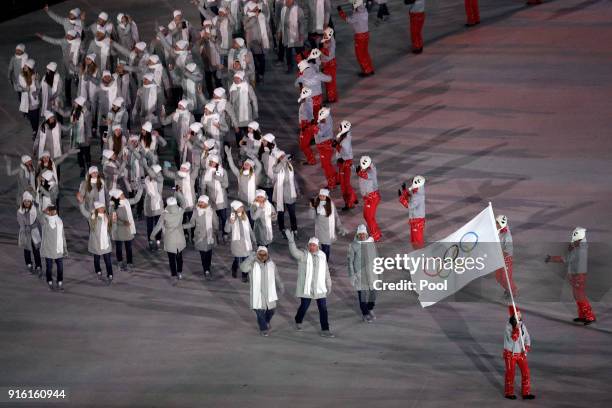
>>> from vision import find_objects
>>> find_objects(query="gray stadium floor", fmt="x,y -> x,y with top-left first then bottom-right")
1,0 -> 611,407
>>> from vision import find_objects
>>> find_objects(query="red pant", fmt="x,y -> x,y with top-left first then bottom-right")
354,32 -> 374,74
503,350 -> 531,397
363,191 -> 382,241
299,120 -> 316,164
338,159 -> 357,208
495,254 -> 518,296
409,217 -> 425,249
322,59 -> 338,102
568,273 -> 596,321
464,0 -> 480,24
312,94 -> 323,121
409,12 -> 425,50
316,140 -> 338,189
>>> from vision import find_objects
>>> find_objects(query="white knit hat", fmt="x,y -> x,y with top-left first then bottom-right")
109,189 -> 123,199
257,246 -> 268,253
198,195 -> 210,204
213,88 -> 225,97
166,197 -> 177,206
208,155 -> 219,163
319,188 -> 330,197
46,62 -> 57,72
204,139 -> 216,149
173,9 -> 182,18
102,149 -> 114,159
43,111 -> 55,120
142,121 -> 153,133
22,191 -> 34,201
94,201 -> 105,210
98,12 -> 109,21
356,224 -> 368,234
255,189 -> 267,199
112,97 -> 124,107
204,102 -> 216,113
298,60 -> 310,73
248,121 -> 259,131
233,71 -> 245,80
308,237 -> 320,246
230,200 -> 243,211
189,122 -> 203,133
25,59 -> 35,69
16,43 -> 25,52
88,166 -> 99,175
21,155 -> 32,164
74,96 -> 86,106
135,42 -> 146,51
262,133 -> 275,143
186,62 -> 197,72
151,164 -> 162,173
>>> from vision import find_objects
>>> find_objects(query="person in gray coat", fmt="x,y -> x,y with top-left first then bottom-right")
183,195 -> 219,280
251,189 -> 277,246
276,0 -> 306,72
39,205 -> 68,291
5,154 -> 36,207
225,145 -> 263,219
240,247 -> 285,336
347,224 -> 380,322
225,200 -> 257,282
309,188 -> 346,261
141,160 -> 164,251
286,231 -> 334,337
109,188 -> 142,271
17,191 -> 42,274
271,149 -> 299,237
201,154 -> 230,242
8,44 -> 29,95
78,200 -> 114,284
150,196 -> 187,285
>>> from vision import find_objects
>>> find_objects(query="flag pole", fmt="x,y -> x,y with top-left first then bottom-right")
489,202 -> 526,353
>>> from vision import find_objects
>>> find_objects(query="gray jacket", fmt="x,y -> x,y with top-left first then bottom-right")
110,189 -> 142,241
150,204 -> 186,254
183,208 -> 219,252
251,201 -> 277,246
79,204 -> 113,255
224,214 -> 257,257
39,213 -> 68,259
347,235 -> 379,291
17,207 -> 41,251
309,202 -> 343,245
288,236 -> 332,299
240,254 -> 285,310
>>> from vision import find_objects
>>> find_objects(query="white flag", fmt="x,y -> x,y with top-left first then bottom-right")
410,203 -> 505,307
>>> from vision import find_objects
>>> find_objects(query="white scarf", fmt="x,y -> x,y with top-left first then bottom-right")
145,176 -> 162,210
261,201 -> 273,240
304,251 -> 327,296
178,171 -> 194,208
143,83 -> 157,112
281,5 -> 299,44
18,75 -> 38,113
204,167 -> 224,205
21,206 -> 41,245
202,113 -> 220,140
67,38 -> 80,66
232,214 -> 252,251
120,199 -> 136,235
252,260 -> 278,309
315,0 -> 325,31
220,18 -> 230,49
19,206 -> 37,225
317,202 -> 336,241
243,170 -> 256,203
230,82 -> 250,122
95,38 -> 111,69
101,79 -> 118,111
98,214 -> 110,250
197,207 -> 215,244
47,214 -> 64,254
255,12 -> 270,49
150,63 -> 163,86
38,126 -> 62,158
175,50 -> 188,69
274,164 -> 296,209
41,73 -> 59,113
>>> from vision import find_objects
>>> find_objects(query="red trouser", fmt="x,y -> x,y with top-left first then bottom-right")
338,159 -> 357,208
363,191 -> 382,241
409,12 -> 425,50
299,120 -> 316,164
312,94 -> 323,121
316,140 -> 338,189
464,0 -> 480,24
409,217 -> 425,249
495,254 -> 518,296
568,273 -> 596,321
322,59 -> 338,102
354,32 -> 374,74
503,350 -> 531,397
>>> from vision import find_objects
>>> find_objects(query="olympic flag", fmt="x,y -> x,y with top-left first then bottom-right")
410,203 -> 505,307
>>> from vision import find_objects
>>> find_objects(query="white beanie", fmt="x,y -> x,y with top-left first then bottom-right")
16,43 -> 25,52
166,197 -> 177,206
109,189 -> 123,199
186,62 -> 197,72
262,133 -> 275,143
88,166 -> 98,175
40,151 -> 51,158
112,97 -> 124,107
151,164 -> 162,173
86,53 -> 96,61
25,59 -> 35,69
22,191 -> 34,201
43,111 -> 55,120
74,96 -> 86,106
46,62 -> 58,72
257,246 -> 268,253
190,122 -> 203,133
94,201 -> 105,210
356,224 -> 368,234
233,70 -> 245,80
234,37 -> 245,48
98,12 -> 109,21
230,200 -> 243,211
208,155 -> 219,163
198,195 -> 210,204
66,29 -> 77,38
142,121 -> 153,133
102,149 -> 114,159
102,70 -> 112,78
213,88 -> 225,97
135,42 -> 146,51
173,9 -> 182,18
248,121 -> 259,131
255,189 -> 267,199
308,237 -> 320,246
319,188 -> 330,197
21,155 -> 32,164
